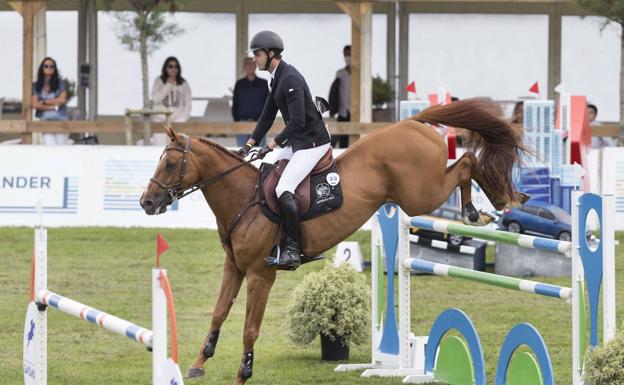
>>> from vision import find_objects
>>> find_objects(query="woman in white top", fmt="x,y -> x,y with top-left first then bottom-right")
151,56 -> 192,144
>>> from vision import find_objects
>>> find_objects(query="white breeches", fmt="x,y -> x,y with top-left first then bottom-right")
265,143 -> 332,197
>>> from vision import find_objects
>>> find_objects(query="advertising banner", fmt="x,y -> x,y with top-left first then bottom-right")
0,145 -> 617,229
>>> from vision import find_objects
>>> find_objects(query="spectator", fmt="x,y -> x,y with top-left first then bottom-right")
511,101 -> 523,125
232,56 -> 269,146
589,103 -> 616,148
328,45 -> 351,148
32,57 -> 69,145
151,56 -> 192,145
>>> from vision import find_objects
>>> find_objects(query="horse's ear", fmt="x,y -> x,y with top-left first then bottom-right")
162,123 -> 178,142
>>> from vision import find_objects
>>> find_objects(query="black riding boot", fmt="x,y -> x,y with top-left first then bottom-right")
277,191 -> 301,270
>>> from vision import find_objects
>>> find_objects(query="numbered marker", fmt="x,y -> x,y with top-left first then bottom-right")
334,242 -> 364,272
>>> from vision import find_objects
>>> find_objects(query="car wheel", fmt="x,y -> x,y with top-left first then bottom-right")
507,221 -> 522,233
558,231 -> 571,242
448,234 -> 464,246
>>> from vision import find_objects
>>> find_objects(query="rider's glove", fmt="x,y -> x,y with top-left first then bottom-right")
236,143 -> 253,157
257,145 -> 273,159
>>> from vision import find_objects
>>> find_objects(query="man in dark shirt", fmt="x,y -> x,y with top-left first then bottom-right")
232,57 -> 269,146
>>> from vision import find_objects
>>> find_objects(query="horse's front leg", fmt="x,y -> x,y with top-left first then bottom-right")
234,268 -> 276,385
186,255 -> 244,379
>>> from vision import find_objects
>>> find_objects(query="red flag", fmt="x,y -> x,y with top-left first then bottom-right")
405,81 -> 416,94
156,232 -> 169,267
529,81 -> 540,94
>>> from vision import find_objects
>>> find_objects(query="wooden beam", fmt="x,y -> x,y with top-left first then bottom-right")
8,0 -> 45,15
0,119 -> 616,138
0,120 -> 387,136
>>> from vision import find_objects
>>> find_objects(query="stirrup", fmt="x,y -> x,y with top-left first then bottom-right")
264,245 -> 300,270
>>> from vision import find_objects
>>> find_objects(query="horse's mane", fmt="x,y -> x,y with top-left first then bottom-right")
195,136 -> 260,173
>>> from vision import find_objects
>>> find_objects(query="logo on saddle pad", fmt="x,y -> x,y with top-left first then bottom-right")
326,172 -> 340,186
315,183 -> 331,199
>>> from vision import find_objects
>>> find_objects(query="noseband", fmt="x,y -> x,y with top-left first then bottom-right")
148,135 -> 261,205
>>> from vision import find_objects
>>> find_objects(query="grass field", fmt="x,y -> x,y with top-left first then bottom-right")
1,227 -> 623,385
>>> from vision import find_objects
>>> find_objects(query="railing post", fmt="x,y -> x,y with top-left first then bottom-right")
124,109 -> 132,145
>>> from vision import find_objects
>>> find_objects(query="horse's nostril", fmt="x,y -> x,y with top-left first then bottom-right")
142,199 -> 154,209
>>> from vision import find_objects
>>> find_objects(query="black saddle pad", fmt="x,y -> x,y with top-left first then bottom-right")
259,162 -> 343,224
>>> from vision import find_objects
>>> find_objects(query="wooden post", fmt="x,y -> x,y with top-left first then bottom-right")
338,2 -> 373,144
10,0 -> 47,144
398,2 -> 409,102
87,0 -> 98,121
235,4 -> 249,79
387,3 -> 397,120
547,4 -> 562,100
78,0 -> 87,120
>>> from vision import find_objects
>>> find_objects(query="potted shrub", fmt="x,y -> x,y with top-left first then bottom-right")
288,263 -> 369,361
372,75 -> 395,122
583,329 -> 624,384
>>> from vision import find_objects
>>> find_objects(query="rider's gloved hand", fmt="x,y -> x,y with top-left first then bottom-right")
236,143 -> 253,157
257,145 -> 273,159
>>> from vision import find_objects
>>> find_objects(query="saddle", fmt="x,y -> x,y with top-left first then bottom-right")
259,147 -> 344,224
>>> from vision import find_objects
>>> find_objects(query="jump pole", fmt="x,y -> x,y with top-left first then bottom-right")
23,228 -> 184,385
337,191 -> 615,385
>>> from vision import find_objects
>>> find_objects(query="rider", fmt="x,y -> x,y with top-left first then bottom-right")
238,31 -> 331,270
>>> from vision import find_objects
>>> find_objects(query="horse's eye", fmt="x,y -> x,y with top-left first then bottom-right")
165,160 -> 176,170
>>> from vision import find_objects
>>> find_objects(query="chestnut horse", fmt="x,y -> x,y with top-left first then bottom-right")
140,98 -> 526,384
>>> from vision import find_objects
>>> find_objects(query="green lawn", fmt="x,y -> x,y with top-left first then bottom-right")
1,227 -> 623,385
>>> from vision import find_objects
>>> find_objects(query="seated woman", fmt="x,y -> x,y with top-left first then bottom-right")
31,57 -> 69,145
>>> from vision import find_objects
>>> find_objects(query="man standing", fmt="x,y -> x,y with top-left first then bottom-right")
237,30 -> 332,270
232,57 -> 269,146
588,103 -> 617,148
329,45 -> 351,148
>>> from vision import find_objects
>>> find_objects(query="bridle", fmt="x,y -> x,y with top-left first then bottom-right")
148,134 -> 261,205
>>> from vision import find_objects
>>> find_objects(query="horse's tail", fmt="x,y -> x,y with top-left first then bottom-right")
412,97 -> 525,203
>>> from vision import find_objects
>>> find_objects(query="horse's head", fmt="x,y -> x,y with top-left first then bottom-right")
140,125 -> 200,215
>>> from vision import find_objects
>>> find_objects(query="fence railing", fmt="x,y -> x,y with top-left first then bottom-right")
0,119 -> 618,144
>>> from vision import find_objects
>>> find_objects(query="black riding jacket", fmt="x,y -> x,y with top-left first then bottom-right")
250,61 -> 331,152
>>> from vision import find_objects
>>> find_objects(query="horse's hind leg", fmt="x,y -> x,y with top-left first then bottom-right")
234,268 -> 276,385
440,153 -> 495,226
186,256 -> 244,379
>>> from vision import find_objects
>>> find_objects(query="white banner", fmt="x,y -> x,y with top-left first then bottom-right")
0,145 -> 214,228
0,145 -> 616,229
601,147 -> 624,230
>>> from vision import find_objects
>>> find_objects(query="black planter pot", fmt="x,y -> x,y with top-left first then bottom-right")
320,333 -> 349,361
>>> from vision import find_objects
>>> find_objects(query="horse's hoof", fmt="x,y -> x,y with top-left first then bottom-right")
462,210 -> 495,226
185,367 -> 205,379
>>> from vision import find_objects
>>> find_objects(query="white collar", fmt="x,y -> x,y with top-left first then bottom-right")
270,61 -> 281,80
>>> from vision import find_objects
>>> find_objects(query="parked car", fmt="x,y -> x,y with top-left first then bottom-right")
500,200 -> 573,241
411,205 -> 468,246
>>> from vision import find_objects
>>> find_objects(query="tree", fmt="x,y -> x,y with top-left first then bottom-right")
105,0 -> 184,109
575,0 -> 624,143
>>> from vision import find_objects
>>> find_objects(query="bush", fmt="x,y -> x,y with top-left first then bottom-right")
61,77 -> 76,103
288,264 -> 369,346
584,329 -> 624,384
372,75 -> 394,110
